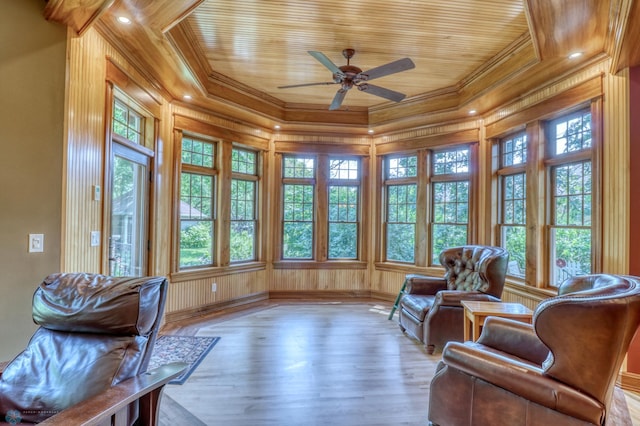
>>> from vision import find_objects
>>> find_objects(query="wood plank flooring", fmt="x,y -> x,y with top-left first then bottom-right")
158,300 -> 639,425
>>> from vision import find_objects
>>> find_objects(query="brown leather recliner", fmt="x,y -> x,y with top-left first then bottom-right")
397,245 -> 509,354
428,274 -> 640,426
0,273 -> 169,424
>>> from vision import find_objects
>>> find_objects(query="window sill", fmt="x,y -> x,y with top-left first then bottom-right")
374,262 -> 445,277
273,261 -> 368,270
170,261 -> 267,283
503,279 -> 558,300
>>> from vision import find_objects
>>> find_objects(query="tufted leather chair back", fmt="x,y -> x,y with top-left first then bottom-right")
535,274 -> 640,409
440,245 -> 509,298
0,273 -> 168,424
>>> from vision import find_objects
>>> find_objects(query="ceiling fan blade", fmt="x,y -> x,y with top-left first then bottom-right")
359,58 -> 415,81
329,89 -> 348,110
357,83 -> 406,102
308,51 -> 343,76
278,81 -> 338,89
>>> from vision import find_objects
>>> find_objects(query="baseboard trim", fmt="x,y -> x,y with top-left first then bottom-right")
269,290 -> 372,299
619,371 -> 640,392
164,292 -> 269,323
370,290 -> 396,302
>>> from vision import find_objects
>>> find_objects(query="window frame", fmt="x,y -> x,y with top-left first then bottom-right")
176,134 -> 218,271
230,147 -> 259,263
382,154 -> 418,264
430,146 -> 472,265
273,149 -> 367,268
497,131 -> 528,279
545,108 -> 595,287
327,157 -> 361,260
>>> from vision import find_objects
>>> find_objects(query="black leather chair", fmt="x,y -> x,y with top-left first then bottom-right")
0,273 -> 183,425
428,274 -> 640,426
398,245 -> 509,354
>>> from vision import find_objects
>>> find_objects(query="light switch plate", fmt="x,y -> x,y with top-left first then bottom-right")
92,185 -> 101,201
90,231 -> 100,247
29,234 -> 44,253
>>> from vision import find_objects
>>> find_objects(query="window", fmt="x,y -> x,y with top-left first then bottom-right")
548,110 -> 592,286
431,147 -> 470,264
112,99 -> 143,144
179,137 -> 216,268
328,159 -> 360,259
282,156 -> 315,259
499,133 -> 527,278
230,148 -> 258,262
384,155 -> 417,263
107,97 -> 151,277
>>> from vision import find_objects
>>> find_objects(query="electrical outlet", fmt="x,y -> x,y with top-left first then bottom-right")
29,234 -> 44,253
211,282 -> 217,292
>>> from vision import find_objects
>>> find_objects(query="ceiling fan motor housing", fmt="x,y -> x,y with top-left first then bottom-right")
279,48 -> 415,110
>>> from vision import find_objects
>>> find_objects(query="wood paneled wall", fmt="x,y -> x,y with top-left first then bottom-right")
165,270 -> 268,321
63,28 -> 109,272
63,27 -> 631,322
270,269 -> 367,294
601,66 -> 630,273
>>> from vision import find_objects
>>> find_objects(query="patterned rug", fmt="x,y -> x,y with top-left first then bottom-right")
148,335 -> 220,385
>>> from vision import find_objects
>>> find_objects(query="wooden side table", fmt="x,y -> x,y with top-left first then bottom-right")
461,300 -> 533,341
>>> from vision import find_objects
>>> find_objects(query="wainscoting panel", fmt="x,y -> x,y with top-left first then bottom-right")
270,269 -> 366,292
165,270 -> 268,317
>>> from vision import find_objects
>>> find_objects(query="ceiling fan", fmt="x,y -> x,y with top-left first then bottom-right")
278,49 -> 416,110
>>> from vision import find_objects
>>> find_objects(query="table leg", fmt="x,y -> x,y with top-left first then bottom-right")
463,311 -> 471,341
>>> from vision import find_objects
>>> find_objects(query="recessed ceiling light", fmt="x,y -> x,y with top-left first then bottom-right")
117,16 -> 131,24
183,95 -> 192,100
274,125 -> 281,130
469,110 -> 477,115
368,129 -> 374,134
568,51 -> 583,59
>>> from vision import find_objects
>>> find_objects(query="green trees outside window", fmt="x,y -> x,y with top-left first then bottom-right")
179,138 -> 216,268
431,148 -> 470,264
549,110 -> 592,286
230,148 -> 258,262
499,133 -> 527,277
384,155 -> 417,263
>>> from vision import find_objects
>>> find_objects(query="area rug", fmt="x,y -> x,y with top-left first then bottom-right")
148,335 -> 220,385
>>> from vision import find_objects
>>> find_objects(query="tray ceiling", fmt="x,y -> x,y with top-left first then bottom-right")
45,0 -> 636,117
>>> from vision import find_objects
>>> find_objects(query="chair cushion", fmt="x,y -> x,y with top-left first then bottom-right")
400,294 -> 436,321
32,273 -> 165,336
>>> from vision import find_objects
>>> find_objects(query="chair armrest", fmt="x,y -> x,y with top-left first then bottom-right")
38,362 -> 187,426
434,290 -> 500,307
476,317 -> 549,365
404,274 -> 447,295
441,342 -> 602,423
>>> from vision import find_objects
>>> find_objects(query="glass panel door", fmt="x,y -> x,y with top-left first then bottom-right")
109,144 -> 150,276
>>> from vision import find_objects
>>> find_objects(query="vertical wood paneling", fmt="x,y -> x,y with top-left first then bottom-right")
63,29 -> 108,272
501,288 -> 543,311
602,67 -> 630,273
165,270 -> 268,314
64,27 -> 173,275
270,269 -> 366,292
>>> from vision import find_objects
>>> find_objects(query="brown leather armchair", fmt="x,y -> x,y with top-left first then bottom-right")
0,273 -> 184,425
397,245 -> 509,354
428,274 -> 640,426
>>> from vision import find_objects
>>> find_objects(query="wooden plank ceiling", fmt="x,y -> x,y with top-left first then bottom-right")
45,0 -> 637,116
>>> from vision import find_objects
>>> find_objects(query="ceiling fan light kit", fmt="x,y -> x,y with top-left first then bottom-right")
278,49 -> 415,110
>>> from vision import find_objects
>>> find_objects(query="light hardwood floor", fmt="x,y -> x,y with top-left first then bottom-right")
158,300 -> 638,425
